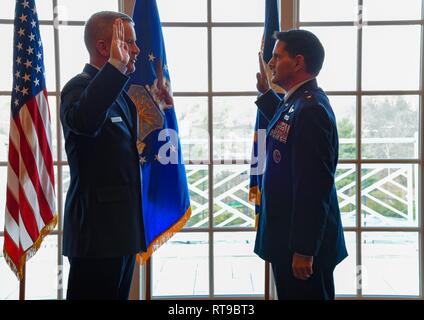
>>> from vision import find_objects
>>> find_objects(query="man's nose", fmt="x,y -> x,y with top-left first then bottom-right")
134,44 -> 140,55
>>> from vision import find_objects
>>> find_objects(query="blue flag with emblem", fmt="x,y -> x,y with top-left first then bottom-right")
249,0 -> 280,227
128,0 -> 191,264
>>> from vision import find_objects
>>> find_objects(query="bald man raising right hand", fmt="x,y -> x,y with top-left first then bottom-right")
60,11 -> 145,300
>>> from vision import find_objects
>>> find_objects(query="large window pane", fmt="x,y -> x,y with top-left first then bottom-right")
61,165 -> 71,230
58,25 -> 88,89
162,27 -> 207,92
157,0 -> 207,22
362,96 -> 419,159
152,232 -> 208,297
0,167 -> 8,232
0,24 -> 14,91
214,232 -> 264,295
362,232 -> 419,296
36,0 -> 54,21
0,96 -> 11,162
362,26 -> 421,91
335,232 -> 356,296
174,97 -> 208,162
330,96 -> 356,159
0,237 -> 19,300
363,0 -> 422,21
212,0 -> 264,22
48,96 -> 57,161
300,0 -> 358,22
57,0 -> 118,21
185,165 -> 209,228
0,1 -> 15,20
212,27 -> 262,92
40,25 -> 56,92
26,235 -> 58,299
0,0 -> 53,20
213,165 -> 255,228
361,164 -> 419,227
213,96 -> 256,161
303,27 -> 357,91
336,164 -> 356,228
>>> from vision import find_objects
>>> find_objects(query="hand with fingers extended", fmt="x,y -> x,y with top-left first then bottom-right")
256,51 -> 270,94
110,18 -> 130,66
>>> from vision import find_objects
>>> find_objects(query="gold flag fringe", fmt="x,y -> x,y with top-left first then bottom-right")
248,186 -> 261,230
248,186 -> 261,206
137,206 -> 192,265
3,214 -> 58,281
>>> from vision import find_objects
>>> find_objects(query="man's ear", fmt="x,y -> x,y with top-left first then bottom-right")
95,40 -> 110,58
294,54 -> 306,72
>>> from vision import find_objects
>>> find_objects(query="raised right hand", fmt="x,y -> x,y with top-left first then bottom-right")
110,19 -> 130,66
256,51 -> 270,94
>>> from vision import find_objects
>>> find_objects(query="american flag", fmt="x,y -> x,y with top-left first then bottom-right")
3,0 -> 57,280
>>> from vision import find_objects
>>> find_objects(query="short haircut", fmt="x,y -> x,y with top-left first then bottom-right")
84,11 -> 134,56
273,29 -> 325,75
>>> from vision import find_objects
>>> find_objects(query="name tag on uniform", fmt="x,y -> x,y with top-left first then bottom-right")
270,120 -> 290,144
111,116 -> 123,123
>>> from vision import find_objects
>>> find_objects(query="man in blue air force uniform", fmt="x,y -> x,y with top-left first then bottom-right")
254,29 -> 348,300
60,11 -> 169,300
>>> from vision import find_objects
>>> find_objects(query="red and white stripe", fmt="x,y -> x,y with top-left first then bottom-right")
4,89 -> 56,278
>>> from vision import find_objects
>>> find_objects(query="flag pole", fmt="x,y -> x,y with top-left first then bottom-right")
265,262 -> 270,300
19,265 -> 26,300
146,258 -> 151,300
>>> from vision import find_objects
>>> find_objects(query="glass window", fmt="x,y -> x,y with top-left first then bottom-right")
334,232 -> 357,295
175,97 -> 209,162
361,164 -> 419,227
58,25 -> 88,89
212,0 -> 265,22
363,0 -> 422,21
25,235 -> 59,299
330,96 -> 357,159
57,0 -> 118,21
213,165 -> 255,228
212,27 -> 263,92
0,237 -> 20,300
0,96 -> 11,162
185,165 -> 209,228
157,0 -> 207,23
0,24 -> 14,91
162,27 -> 208,92
214,232 -> 264,295
362,26 -> 421,91
362,232 -> 419,296
0,0 -> 53,20
299,0 -> 358,22
362,96 -> 419,160
0,167 -> 8,232
152,232 -> 209,297
213,96 -> 256,161
0,0 -> 15,20
40,25 -> 56,92
336,164 -> 357,228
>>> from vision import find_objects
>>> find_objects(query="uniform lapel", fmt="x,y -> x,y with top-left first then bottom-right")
266,79 -> 319,136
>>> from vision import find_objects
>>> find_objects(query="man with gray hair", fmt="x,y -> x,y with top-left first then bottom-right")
60,11 -> 165,300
